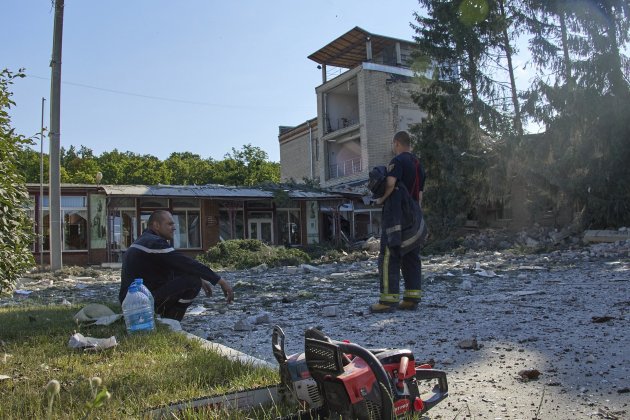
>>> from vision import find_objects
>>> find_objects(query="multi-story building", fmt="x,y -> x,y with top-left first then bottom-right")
279,27 -> 430,241
279,27 -> 427,188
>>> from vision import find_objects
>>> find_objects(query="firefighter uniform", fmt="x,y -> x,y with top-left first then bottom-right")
378,151 -> 426,307
120,228 -> 222,321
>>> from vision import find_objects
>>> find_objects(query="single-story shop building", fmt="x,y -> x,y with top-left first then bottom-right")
26,184 -> 381,266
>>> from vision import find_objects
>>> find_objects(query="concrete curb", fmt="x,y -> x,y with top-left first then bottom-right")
156,317 -> 274,368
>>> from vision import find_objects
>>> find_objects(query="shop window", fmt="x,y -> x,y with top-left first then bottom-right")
42,210 -> 50,251
38,196 -> 89,251
219,209 -> 244,240
277,209 -> 301,245
63,210 -> 88,250
172,210 -> 201,249
354,210 -> 381,239
247,211 -> 273,243
111,210 -> 137,250
90,194 -> 107,249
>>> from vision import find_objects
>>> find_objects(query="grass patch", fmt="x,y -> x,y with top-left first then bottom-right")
0,304 -> 282,419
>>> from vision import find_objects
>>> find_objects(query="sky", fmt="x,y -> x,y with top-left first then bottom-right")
3,0 -> 437,163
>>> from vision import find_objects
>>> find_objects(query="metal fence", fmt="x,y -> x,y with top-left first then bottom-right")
329,157 -> 362,179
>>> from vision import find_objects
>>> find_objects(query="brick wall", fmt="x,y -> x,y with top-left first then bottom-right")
279,122 -> 319,183
281,65 -> 426,189
362,70 -> 426,174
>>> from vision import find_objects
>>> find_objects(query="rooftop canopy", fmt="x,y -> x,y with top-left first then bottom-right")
307,26 -> 415,69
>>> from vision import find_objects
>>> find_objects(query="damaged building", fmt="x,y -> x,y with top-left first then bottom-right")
25,27 -> 432,266
26,183 -> 350,266
279,27 -> 430,241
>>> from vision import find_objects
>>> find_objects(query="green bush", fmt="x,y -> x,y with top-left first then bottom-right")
0,69 -> 34,295
199,239 -> 310,269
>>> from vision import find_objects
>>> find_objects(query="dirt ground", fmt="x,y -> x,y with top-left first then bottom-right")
5,240 -> 630,419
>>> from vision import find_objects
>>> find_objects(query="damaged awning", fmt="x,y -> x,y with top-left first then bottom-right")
99,184 -> 345,201
307,26 -> 414,69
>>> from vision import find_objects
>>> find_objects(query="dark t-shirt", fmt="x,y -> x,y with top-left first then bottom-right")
387,151 -> 426,202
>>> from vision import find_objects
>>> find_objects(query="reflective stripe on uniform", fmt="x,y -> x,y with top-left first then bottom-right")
403,289 -> 422,299
379,293 -> 399,303
401,218 -> 426,249
129,243 -> 175,253
386,225 -> 402,235
382,246 -> 390,295
178,298 -> 194,304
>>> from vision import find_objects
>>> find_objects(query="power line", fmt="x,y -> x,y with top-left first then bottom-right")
26,74 -> 310,111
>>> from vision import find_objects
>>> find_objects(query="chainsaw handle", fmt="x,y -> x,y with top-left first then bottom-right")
397,356 -> 409,389
336,342 -> 395,420
272,325 -> 287,364
415,368 -> 448,413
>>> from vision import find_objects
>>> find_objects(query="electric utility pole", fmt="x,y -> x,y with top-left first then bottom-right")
49,0 -> 64,270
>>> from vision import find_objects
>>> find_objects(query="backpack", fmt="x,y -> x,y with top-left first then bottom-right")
367,166 -> 387,198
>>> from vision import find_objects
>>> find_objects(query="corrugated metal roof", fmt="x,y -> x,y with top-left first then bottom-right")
101,184 -> 343,200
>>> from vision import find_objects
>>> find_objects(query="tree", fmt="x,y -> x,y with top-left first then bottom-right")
0,69 -> 34,294
411,80 -> 493,235
96,150 -> 168,185
16,146 -> 50,183
18,143 -> 280,187
164,152 -> 214,185
61,145 -> 101,183
213,144 -> 280,186
519,0 -> 630,227
411,0 -> 511,235
413,0 -> 511,135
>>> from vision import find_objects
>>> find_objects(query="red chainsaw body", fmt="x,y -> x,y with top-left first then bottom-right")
305,332 -> 448,419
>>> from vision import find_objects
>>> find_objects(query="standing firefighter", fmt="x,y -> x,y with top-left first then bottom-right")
370,131 -> 427,313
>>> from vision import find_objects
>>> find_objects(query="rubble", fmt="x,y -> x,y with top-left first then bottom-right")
2,235 -> 629,420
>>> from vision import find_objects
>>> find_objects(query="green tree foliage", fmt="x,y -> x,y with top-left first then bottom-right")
61,145 -> 100,183
0,69 -> 35,294
413,0 -> 630,231
213,144 -> 280,186
411,0 -> 510,236
411,81 -> 493,234
94,149 -> 168,185
413,0 -> 510,135
16,146 -> 50,183
200,239 -> 310,269
519,0 -> 630,227
164,152 -> 214,185
17,143 -> 279,187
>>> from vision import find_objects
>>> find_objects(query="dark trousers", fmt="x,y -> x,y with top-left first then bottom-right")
151,273 -> 202,321
378,238 -> 422,304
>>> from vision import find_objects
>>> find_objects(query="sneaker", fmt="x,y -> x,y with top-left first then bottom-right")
397,300 -> 418,311
369,303 -> 397,313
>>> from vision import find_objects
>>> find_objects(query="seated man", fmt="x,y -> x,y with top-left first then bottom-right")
119,210 -> 233,321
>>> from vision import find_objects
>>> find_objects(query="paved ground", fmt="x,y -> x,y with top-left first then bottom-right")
5,240 -> 630,419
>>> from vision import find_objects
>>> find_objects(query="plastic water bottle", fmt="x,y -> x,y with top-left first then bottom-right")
131,278 -> 154,310
122,283 -> 155,333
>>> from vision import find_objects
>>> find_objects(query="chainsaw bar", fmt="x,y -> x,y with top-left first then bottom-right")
146,384 -> 282,417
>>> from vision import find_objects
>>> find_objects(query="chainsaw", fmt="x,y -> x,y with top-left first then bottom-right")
148,326 -> 448,419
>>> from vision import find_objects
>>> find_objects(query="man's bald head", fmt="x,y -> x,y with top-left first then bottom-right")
148,210 -> 176,240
